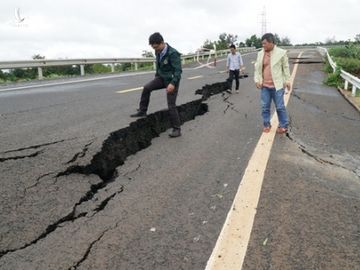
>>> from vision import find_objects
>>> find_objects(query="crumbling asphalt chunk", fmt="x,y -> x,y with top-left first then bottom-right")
195,82 -> 228,100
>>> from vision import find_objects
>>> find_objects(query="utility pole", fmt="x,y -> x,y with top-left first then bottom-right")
261,6 -> 267,36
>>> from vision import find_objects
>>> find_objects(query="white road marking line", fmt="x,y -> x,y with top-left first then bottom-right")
116,87 -> 143,94
205,52 -> 303,270
188,75 -> 203,80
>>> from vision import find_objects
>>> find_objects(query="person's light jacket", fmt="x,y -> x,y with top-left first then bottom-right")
254,45 -> 291,90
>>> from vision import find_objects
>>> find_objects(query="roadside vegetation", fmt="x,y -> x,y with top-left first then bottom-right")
323,38 -> 360,98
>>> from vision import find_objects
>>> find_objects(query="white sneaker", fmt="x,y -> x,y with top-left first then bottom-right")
235,90 -> 239,94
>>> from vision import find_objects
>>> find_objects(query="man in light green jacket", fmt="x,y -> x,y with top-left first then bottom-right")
254,33 -> 291,134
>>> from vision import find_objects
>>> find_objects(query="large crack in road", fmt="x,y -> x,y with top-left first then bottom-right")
285,131 -> 360,177
0,81 -> 229,259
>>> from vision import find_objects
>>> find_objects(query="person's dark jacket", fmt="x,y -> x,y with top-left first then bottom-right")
155,44 -> 182,86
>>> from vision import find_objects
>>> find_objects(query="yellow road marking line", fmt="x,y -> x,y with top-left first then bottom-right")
116,87 -> 143,94
205,52 -> 303,270
188,75 -> 203,80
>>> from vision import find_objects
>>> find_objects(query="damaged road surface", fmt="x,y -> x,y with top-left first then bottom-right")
242,49 -> 360,270
0,63 -> 261,269
1,49 -> 359,270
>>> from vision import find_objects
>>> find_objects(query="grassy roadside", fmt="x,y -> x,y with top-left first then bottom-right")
323,45 -> 360,108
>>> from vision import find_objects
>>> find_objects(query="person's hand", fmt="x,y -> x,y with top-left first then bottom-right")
284,82 -> 291,91
166,83 -> 175,93
226,68 -> 229,74
256,82 -> 262,89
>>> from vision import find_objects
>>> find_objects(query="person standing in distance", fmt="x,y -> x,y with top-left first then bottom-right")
226,44 -> 244,94
254,33 -> 291,134
130,32 -> 182,138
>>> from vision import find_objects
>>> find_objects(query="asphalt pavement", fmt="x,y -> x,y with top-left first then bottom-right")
0,49 -> 359,270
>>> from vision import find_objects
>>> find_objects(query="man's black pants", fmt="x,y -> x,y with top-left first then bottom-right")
139,76 -> 181,129
227,69 -> 240,90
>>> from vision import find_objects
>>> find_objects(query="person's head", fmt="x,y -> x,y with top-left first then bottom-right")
261,33 -> 275,52
149,32 -> 165,53
229,44 -> 236,54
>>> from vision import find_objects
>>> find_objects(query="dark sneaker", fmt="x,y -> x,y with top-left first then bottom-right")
169,128 -> 181,138
130,111 -> 146,118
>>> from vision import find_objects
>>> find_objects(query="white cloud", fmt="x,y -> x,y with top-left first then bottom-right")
0,0 -> 359,60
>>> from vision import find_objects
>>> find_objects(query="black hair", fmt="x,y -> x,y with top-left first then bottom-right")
149,32 -> 164,45
261,33 -> 276,44
229,44 -> 236,49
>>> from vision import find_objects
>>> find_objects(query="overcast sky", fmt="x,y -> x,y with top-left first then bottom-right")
0,0 -> 359,60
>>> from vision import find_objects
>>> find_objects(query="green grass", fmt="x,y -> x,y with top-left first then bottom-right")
333,57 -> 360,77
328,45 -> 360,60
328,44 -> 360,76
324,44 -> 360,88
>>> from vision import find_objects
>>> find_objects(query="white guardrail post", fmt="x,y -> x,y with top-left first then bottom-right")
37,67 -> 43,80
318,47 -> 360,97
80,65 -> 85,76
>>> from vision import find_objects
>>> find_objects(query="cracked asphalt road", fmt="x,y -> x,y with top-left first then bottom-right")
243,50 -> 360,270
0,50 -> 359,269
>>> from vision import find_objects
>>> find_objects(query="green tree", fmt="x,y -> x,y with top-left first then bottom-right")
355,34 -> 360,43
274,33 -> 281,44
280,36 -> 292,46
202,39 -> 215,50
245,35 -> 262,48
216,33 -> 238,50
0,70 -> 6,81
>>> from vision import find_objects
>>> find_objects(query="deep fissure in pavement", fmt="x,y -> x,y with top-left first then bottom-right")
0,81 -> 228,259
58,98 -> 209,180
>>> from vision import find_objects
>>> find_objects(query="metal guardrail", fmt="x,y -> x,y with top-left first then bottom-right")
318,47 -> 360,96
0,47 -> 256,80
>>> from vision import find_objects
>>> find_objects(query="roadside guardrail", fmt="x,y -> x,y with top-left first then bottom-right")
0,47 -> 256,80
318,47 -> 360,97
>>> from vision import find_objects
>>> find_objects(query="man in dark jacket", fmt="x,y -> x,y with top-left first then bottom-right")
131,32 -> 182,138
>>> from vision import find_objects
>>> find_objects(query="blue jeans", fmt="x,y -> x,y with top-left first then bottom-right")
261,87 -> 288,128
